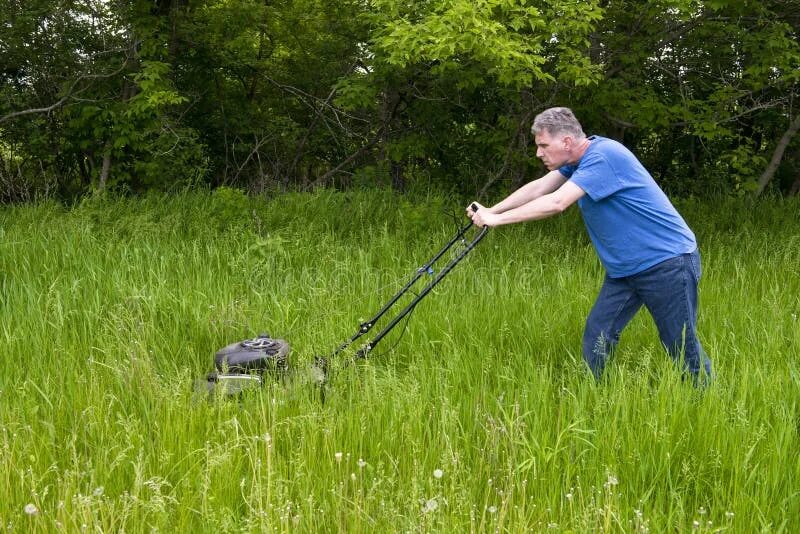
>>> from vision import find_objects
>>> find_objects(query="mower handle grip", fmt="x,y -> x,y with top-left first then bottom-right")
469,202 -> 488,229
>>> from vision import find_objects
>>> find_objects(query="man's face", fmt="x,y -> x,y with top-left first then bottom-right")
534,130 -> 572,170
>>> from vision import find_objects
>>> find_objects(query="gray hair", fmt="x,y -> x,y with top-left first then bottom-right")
531,107 -> 586,139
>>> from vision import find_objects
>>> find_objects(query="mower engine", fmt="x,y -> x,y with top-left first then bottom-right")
202,334 -> 290,395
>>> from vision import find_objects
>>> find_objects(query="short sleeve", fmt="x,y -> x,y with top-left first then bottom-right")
558,164 -> 577,178
568,150 -> 625,201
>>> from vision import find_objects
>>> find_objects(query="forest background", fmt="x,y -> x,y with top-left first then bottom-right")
1,0 -> 799,202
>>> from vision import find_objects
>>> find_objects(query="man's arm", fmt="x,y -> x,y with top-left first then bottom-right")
471,181 -> 585,227
487,170 -> 568,214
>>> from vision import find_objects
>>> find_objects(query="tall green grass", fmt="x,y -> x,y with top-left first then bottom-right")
0,189 -> 798,532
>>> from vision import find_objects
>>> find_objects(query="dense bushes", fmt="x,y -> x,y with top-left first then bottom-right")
1,1 -> 798,201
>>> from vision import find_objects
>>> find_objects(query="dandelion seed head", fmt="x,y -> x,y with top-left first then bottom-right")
334,452 -> 343,462
93,486 -> 104,497
565,493 -> 573,501
433,468 -> 444,479
487,505 -> 497,514
422,498 -> 438,513
24,503 -> 38,516
357,458 -> 366,468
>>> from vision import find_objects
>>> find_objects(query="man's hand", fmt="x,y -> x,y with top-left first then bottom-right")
466,202 -> 501,227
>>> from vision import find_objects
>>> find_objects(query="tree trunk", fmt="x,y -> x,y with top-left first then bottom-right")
755,113 -> 800,196
98,144 -> 112,192
390,160 -> 405,192
789,175 -> 800,197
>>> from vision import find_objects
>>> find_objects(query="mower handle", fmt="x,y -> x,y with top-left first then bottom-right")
329,203 -> 488,361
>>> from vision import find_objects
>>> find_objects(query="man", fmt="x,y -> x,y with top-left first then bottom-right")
468,107 -> 712,382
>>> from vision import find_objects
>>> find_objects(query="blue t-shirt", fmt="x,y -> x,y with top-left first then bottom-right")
559,136 -> 696,278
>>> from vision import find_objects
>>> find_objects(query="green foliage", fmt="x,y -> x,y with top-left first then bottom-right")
371,0 -> 556,87
571,0 -> 800,195
1,0 -> 799,198
208,185 -> 253,230
340,0 -> 604,191
719,143 -> 769,194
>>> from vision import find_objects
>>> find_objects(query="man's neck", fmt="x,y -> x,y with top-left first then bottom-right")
569,136 -> 592,165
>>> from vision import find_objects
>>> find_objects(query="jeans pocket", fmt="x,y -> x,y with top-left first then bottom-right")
687,249 -> 702,282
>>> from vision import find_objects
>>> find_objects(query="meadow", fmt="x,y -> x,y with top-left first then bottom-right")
0,189 -> 798,532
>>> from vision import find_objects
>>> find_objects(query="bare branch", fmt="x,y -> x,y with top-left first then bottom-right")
232,133 -> 277,184
287,85 -> 339,179
0,96 -> 72,122
0,59 -> 129,123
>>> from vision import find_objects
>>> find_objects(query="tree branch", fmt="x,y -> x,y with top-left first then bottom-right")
755,113 -> 800,196
0,60 -> 130,123
287,85 -> 338,180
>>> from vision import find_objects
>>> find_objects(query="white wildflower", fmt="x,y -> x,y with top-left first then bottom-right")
334,452 -> 343,463
422,498 -> 438,513
357,458 -> 366,468
433,469 -> 444,479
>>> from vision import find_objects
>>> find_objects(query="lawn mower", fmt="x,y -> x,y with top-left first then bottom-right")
199,204 -> 488,396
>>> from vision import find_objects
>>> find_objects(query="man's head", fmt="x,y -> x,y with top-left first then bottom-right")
531,107 -> 587,170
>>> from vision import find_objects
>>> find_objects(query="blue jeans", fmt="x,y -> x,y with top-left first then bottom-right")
582,249 -> 712,382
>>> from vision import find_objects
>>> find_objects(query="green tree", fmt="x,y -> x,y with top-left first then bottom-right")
2,0 -> 799,199
329,0 -> 603,193
571,0 -> 800,196
0,0 -> 207,199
